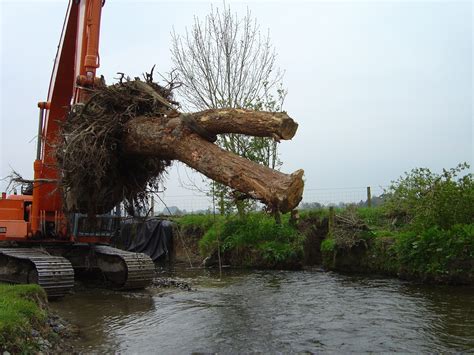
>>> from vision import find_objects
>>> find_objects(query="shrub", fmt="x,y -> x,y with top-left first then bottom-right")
384,163 -> 473,230
395,224 -> 474,280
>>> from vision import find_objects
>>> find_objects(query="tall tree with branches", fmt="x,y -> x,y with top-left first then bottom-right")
171,4 -> 287,214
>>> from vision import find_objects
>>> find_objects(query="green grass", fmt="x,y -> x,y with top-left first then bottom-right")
299,207 -> 345,221
355,206 -> 390,228
197,213 -> 305,267
320,238 -> 336,252
174,214 -> 223,231
0,284 -> 47,353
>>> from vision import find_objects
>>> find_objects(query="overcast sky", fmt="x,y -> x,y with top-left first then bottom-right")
0,0 -> 472,205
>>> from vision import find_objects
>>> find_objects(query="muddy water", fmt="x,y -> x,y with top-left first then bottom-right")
50,268 -> 474,353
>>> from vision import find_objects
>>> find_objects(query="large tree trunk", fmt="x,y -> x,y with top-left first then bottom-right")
123,109 -> 304,213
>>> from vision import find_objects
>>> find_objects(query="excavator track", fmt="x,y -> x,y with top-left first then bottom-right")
92,245 -> 155,289
0,248 -> 74,298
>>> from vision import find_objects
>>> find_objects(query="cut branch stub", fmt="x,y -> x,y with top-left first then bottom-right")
187,109 -> 298,140
124,110 -> 304,212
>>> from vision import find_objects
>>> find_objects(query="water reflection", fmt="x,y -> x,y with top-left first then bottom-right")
399,283 -> 474,351
50,288 -> 155,352
50,268 -> 474,353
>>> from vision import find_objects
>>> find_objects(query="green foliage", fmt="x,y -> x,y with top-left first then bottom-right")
355,206 -> 388,228
315,164 -> 473,283
384,163 -> 474,230
299,207 -> 348,221
299,206 -> 389,231
395,224 -> 474,280
299,208 -> 329,221
321,238 -> 336,252
197,218 -> 225,255
175,214 -> 221,231
198,213 -> 305,266
371,229 -> 398,238
321,221 -> 474,283
0,284 -> 47,352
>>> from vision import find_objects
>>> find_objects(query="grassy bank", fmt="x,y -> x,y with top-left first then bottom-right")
0,283 -> 75,353
174,164 -> 473,284
0,284 -> 48,353
175,208 -> 473,283
176,213 -> 306,269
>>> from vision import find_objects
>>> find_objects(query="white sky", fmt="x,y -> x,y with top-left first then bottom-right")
0,0 -> 472,206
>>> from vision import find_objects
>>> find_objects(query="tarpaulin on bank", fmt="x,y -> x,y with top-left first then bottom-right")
117,218 -> 174,262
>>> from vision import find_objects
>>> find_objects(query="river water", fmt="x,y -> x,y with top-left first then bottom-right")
50,267 -> 474,353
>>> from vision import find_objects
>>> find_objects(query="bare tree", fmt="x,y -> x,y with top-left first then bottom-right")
171,4 -> 287,214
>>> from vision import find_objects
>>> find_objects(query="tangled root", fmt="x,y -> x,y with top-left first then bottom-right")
57,75 -> 178,216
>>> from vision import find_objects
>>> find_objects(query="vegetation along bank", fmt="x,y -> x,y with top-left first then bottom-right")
175,164 -> 473,285
0,284 -> 76,353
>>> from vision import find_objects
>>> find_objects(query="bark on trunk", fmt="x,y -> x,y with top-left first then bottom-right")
186,108 -> 298,140
123,110 -> 304,212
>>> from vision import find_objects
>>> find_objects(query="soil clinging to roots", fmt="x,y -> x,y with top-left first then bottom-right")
57,76 -> 178,216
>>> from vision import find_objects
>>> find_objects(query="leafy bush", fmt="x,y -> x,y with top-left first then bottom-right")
384,163 -> 474,230
395,224 -> 474,280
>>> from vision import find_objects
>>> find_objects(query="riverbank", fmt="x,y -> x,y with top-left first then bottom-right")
173,164 -> 473,285
174,213 -> 306,270
0,284 -> 76,354
173,207 -> 473,285
321,207 -> 474,284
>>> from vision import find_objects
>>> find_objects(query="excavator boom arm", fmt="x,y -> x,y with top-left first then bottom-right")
32,0 -> 103,236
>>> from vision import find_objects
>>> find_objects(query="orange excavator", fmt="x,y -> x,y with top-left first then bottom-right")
0,0 -> 155,297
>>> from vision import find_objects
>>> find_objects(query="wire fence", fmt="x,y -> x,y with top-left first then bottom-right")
150,185 -> 389,215
302,186 -> 388,207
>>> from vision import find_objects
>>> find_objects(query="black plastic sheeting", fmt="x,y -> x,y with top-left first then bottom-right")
117,218 -> 174,262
